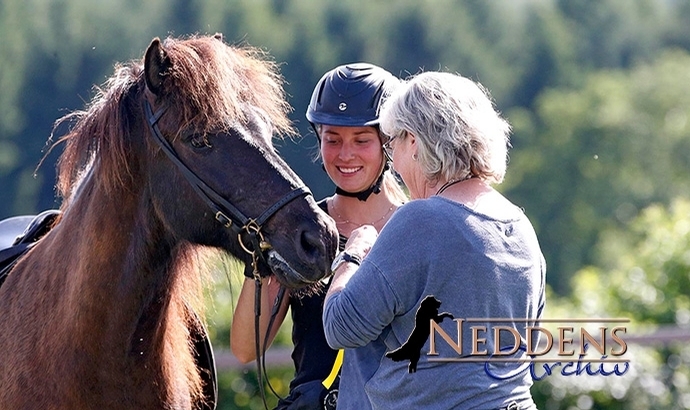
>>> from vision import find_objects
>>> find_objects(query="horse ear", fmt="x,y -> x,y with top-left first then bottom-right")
144,37 -> 171,96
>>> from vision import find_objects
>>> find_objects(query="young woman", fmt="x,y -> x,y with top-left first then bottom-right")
231,63 -> 407,409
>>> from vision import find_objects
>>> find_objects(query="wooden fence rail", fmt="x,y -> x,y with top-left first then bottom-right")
215,324 -> 690,370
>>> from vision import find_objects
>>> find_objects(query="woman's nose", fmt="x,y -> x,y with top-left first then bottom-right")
338,143 -> 355,160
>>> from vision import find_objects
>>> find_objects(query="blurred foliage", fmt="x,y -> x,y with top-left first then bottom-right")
1,0 -> 690,408
504,49 -> 690,292
531,198 -> 690,409
216,367 -> 294,410
3,0 -> 690,293
583,198 -> 690,325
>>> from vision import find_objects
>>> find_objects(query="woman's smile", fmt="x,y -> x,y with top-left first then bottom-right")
337,166 -> 363,175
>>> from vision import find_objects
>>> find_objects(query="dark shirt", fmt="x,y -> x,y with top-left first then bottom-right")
276,199 -> 345,409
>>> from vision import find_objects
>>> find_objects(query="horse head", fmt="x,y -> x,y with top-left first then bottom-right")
139,35 -> 338,288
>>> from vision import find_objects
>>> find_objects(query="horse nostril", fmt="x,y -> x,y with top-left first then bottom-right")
290,219 -> 338,283
299,228 -> 323,261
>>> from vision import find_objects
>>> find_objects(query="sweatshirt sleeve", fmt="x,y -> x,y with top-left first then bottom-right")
322,261 -> 399,349
322,202 -> 431,349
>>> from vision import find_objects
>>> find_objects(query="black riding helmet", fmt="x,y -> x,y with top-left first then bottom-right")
307,63 -> 399,201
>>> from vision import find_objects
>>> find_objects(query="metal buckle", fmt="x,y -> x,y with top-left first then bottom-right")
215,211 -> 232,228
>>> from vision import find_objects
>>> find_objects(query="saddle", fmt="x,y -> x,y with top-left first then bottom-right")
0,210 -> 60,285
0,210 -> 218,409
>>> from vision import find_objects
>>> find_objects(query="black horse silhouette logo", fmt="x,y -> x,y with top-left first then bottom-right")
385,295 -> 454,373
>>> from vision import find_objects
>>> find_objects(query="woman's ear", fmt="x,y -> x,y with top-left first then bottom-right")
408,133 -> 417,157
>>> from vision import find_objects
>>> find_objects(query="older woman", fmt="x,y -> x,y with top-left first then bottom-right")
323,71 -> 545,409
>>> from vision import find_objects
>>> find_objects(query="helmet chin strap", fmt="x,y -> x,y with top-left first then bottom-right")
334,158 -> 389,202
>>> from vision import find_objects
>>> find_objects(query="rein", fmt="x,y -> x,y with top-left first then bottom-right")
145,100 -> 309,408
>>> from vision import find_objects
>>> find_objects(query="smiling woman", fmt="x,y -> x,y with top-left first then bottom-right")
231,63 -> 407,410
319,124 -> 387,207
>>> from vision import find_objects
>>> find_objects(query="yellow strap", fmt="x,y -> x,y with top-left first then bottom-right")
322,349 -> 344,389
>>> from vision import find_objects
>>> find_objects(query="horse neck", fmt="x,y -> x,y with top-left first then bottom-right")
44,172 -> 199,391
0,154 -> 205,408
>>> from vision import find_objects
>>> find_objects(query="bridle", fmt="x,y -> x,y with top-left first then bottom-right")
145,100 -> 309,408
144,100 -> 310,275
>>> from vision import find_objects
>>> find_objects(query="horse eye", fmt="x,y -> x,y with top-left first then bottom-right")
188,134 -> 212,150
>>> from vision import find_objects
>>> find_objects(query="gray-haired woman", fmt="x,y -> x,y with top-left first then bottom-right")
323,71 -> 545,410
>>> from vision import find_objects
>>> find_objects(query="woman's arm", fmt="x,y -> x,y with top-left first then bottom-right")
230,276 -> 290,364
323,225 -> 400,349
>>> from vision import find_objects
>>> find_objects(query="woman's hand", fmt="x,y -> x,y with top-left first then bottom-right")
344,224 -> 378,260
326,225 -> 378,300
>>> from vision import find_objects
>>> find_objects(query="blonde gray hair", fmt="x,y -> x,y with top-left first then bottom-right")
379,71 -> 511,184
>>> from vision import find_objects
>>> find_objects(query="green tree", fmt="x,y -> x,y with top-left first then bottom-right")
504,50 -> 690,293
532,198 -> 690,409
3,0 -> 689,219
556,0 -> 669,69
0,0 -> 174,217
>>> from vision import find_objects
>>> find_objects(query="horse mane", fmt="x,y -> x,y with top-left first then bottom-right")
43,34 -> 296,404
53,34 -> 295,201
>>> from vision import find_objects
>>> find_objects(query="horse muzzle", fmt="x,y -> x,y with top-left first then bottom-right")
265,249 -> 325,288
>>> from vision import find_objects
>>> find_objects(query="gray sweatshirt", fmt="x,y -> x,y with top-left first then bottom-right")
323,196 -> 545,409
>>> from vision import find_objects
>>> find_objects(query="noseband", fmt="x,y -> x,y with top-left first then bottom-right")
144,100 -> 310,279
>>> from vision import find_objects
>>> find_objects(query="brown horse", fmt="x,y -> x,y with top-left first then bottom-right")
0,34 -> 338,409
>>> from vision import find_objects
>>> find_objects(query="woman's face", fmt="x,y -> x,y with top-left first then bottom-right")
320,125 -> 384,193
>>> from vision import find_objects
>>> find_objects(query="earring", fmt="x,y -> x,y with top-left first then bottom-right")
412,154 -> 418,161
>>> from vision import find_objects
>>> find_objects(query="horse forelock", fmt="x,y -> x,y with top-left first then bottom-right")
158,35 -> 296,140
